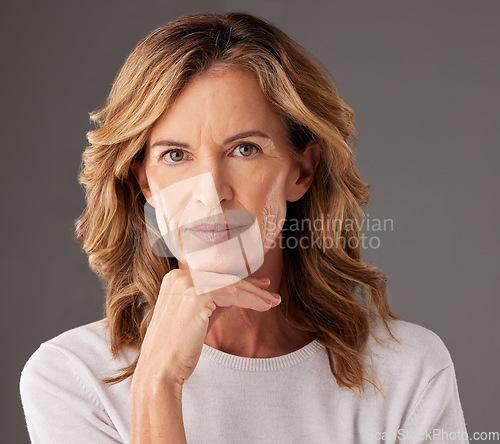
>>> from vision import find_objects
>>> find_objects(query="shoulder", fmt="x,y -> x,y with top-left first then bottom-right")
19,320 -> 132,442
365,319 -> 468,435
22,319 -> 109,373
365,317 -> 454,381
42,318 -> 114,362
20,318 -> 137,388
379,318 -> 452,362
42,318 -> 110,352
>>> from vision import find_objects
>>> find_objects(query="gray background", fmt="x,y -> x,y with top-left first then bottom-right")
2,0 -> 499,442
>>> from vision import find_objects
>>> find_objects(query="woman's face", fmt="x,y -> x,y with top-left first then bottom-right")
132,67 -> 317,278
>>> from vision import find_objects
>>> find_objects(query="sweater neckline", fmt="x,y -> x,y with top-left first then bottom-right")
201,339 -> 325,371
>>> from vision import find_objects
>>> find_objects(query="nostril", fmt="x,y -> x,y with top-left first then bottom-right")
190,171 -> 233,208
197,193 -> 223,209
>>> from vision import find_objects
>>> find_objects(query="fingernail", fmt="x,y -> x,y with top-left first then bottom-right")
270,293 -> 281,300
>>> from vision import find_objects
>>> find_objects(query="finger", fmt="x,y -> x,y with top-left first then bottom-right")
244,276 -> 271,289
208,281 -> 280,310
211,286 -> 276,312
234,278 -> 281,302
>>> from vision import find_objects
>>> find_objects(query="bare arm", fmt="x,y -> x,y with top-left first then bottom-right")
131,371 -> 186,444
128,269 -> 280,442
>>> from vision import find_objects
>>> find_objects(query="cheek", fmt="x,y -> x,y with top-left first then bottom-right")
238,169 -> 290,248
246,168 -> 288,208
145,163 -> 174,192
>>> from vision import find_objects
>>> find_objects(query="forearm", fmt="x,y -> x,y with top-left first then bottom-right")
130,374 -> 187,444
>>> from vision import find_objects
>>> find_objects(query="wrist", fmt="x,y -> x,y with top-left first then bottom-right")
132,366 -> 184,403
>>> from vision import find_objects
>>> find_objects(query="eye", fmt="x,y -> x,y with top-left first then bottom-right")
232,143 -> 260,158
160,149 -> 187,164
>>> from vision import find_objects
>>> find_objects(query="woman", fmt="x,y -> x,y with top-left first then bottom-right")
20,12 -> 469,444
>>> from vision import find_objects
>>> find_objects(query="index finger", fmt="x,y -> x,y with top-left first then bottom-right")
188,270 -> 242,295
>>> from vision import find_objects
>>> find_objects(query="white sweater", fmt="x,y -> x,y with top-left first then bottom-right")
19,317 -> 469,443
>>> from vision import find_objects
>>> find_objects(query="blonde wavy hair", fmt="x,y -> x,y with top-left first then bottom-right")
75,12 -> 399,392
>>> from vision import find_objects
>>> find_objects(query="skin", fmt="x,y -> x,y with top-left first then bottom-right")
132,66 -> 320,358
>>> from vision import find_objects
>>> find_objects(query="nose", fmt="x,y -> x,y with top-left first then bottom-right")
192,163 -> 233,209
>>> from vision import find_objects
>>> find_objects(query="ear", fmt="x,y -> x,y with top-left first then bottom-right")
131,161 -> 155,206
287,140 -> 321,203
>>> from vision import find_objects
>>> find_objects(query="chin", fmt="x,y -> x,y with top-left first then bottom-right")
185,241 -> 255,278
179,217 -> 265,277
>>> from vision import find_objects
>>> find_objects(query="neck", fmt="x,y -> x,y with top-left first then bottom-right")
194,244 -> 312,357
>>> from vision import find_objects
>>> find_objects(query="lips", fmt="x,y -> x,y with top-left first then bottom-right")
179,210 -> 256,247
188,223 -> 241,232
186,224 -> 246,243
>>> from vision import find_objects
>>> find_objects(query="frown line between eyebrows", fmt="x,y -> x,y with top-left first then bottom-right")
149,130 -> 272,152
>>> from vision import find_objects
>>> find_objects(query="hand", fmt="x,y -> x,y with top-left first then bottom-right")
134,268 -> 281,388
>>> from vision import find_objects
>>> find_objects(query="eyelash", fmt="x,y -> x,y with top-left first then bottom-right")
159,143 -> 261,165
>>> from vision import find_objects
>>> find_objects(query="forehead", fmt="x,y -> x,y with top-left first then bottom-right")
148,67 -> 286,144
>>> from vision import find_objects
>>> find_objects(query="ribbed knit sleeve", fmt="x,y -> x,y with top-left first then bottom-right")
399,362 -> 469,444
20,343 -> 123,444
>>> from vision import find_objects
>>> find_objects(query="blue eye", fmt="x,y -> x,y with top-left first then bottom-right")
233,143 -> 260,157
161,149 -> 185,163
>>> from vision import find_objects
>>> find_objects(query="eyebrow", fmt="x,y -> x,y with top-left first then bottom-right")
149,130 -> 271,151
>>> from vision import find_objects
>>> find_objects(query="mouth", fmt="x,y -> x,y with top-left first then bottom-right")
179,210 -> 256,246
185,224 -> 247,243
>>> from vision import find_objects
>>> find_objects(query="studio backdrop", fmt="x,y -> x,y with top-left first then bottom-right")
2,1 -> 499,442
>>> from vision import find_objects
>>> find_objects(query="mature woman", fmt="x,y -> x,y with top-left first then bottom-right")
20,12 -> 469,444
